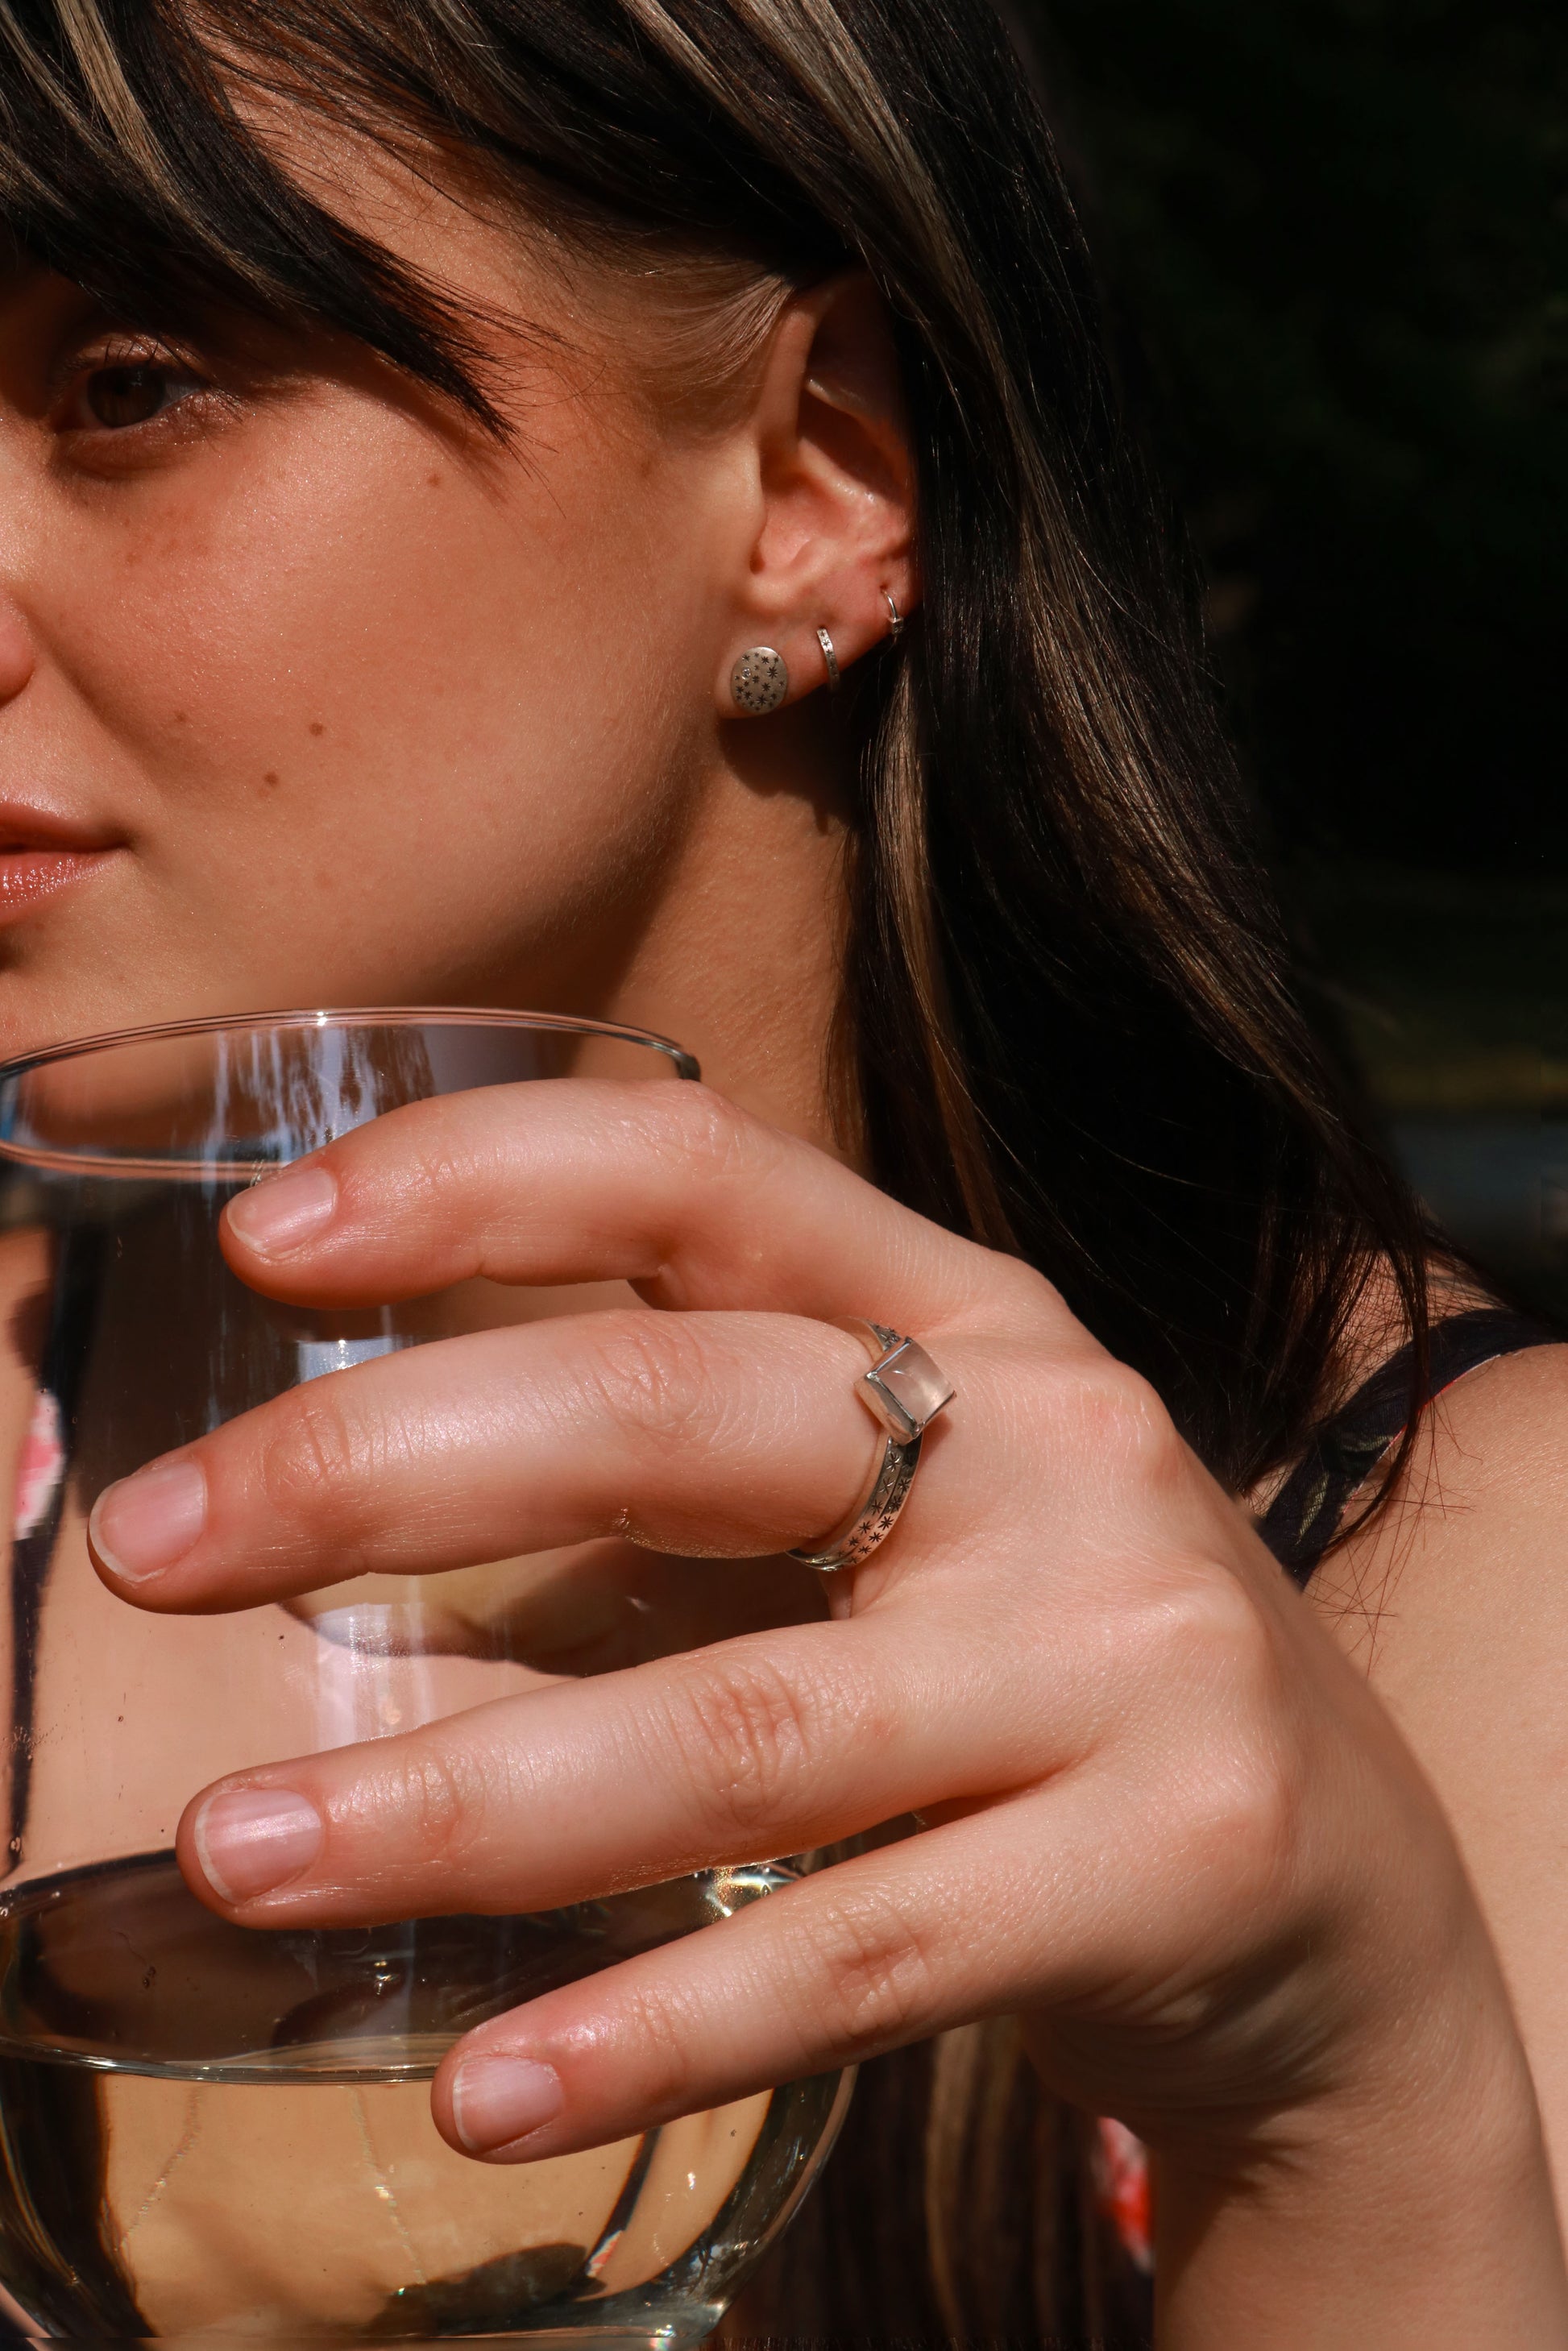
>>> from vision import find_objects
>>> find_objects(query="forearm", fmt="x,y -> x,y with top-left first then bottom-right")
1155,2021 -> 1568,2348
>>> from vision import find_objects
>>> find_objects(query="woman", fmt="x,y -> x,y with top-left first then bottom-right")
0,0 -> 1565,2338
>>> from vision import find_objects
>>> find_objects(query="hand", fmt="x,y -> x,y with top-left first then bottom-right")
86,1079 -> 1564,2336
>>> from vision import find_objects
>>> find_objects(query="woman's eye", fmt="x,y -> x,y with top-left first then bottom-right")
78,362 -> 196,431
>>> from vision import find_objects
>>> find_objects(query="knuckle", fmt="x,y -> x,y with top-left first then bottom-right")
578,1310 -> 728,1448
400,1125 -> 485,1223
1180,1719 -> 1301,1914
1021,1354 -> 1192,1524
1159,1560 -> 1262,1660
332,1101 -> 464,1209
1119,1565 -> 1271,1695
255,1389 -> 371,1543
633,1081 -> 781,1213
794,1882 -> 940,2051
989,1254 -> 1071,1333
359,1740 -> 487,1873
1219,1739 -> 1300,1897
657,1082 -> 760,1181
1118,1573 -> 1302,1897
668,1652 -> 818,1839
1070,1361 -> 1184,1483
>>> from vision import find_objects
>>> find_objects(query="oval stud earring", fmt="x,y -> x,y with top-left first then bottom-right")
730,646 -> 790,715
815,626 -> 842,693
884,590 -> 905,642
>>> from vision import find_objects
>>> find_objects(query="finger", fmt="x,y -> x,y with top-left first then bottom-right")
168,1615 -> 1052,1928
425,1797 -> 1103,2162
87,1308 -> 926,1609
216,1077 -> 1040,1333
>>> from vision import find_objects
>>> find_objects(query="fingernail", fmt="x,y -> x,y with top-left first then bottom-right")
90,1460 -> 207,1584
226,1166 -> 338,1257
450,2055 -> 566,2153
193,1787 -> 323,1903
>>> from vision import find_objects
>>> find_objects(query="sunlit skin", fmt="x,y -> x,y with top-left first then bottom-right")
2,113 -> 1567,2346
0,154 -> 911,1137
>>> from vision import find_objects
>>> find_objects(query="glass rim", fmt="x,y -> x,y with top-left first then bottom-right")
0,1005 -> 700,1181
0,1003 -> 701,1085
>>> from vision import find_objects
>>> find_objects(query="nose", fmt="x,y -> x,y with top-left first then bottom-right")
0,599 -> 34,706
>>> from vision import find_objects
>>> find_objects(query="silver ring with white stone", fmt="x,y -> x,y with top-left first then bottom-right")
787,1319 -> 956,1571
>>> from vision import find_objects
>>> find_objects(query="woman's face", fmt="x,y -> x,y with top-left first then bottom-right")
0,135 -> 897,1102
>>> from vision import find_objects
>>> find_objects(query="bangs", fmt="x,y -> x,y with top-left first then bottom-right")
0,0 -> 526,429
0,0 -> 844,432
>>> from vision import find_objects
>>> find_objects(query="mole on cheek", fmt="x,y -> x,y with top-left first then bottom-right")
261,772 -> 281,793
426,472 -> 442,488
309,721 -> 326,737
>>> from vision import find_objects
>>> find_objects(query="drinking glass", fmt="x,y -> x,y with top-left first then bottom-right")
0,1011 -> 848,2346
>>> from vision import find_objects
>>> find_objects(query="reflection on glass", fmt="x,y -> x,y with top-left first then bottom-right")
0,1011 -> 846,2345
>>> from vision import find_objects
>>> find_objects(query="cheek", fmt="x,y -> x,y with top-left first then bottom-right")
44,390 -> 707,993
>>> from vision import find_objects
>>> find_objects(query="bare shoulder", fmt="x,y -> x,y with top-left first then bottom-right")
1314,1337 -> 1568,1677
1313,1338 -> 1568,2193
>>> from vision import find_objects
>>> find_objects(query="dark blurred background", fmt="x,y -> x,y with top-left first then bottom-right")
1017,0 -> 1566,1310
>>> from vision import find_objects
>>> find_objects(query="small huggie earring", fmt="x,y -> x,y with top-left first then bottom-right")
730,646 -> 789,714
815,626 -> 841,694
884,590 -> 905,642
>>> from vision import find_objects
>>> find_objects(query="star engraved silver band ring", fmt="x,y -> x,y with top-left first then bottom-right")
787,1318 -> 956,1571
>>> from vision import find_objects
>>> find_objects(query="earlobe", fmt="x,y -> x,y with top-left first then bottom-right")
723,601 -> 910,719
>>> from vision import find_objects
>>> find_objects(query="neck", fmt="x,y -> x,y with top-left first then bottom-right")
608,757 -> 853,1155
491,715 -> 856,1160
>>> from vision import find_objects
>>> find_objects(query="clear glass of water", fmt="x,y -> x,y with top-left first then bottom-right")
0,1010 -> 848,2345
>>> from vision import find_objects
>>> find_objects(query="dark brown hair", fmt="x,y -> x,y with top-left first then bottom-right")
0,0 -> 1429,2329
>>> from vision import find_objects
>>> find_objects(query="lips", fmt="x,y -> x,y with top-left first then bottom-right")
0,848 -> 114,914
0,807 -> 121,920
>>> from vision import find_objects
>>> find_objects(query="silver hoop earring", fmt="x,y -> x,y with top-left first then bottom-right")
730,646 -> 790,714
884,590 -> 905,642
815,626 -> 841,694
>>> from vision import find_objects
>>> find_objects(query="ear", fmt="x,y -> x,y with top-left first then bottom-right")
714,272 -> 919,715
